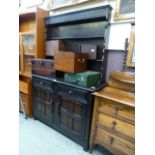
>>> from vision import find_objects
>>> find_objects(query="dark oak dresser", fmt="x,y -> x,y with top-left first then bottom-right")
32,5 -> 113,151
89,71 -> 135,154
32,74 -> 104,150
32,5 -> 116,151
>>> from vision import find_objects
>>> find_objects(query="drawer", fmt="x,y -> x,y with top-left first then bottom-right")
99,98 -> 135,123
98,113 -> 135,140
56,83 -> 88,100
95,127 -> 135,155
19,80 -> 29,94
33,87 -> 54,103
33,78 -> 53,90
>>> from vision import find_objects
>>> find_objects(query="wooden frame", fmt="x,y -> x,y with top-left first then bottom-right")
49,0 -> 92,10
20,0 -> 44,9
114,0 -> 135,20
126,28 -> 135,67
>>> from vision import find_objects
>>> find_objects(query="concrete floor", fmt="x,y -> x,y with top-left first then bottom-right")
19,113 -> 112,155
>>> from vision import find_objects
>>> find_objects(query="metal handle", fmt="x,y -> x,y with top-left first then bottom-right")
39,81 -> 44,86
77,58 -> 86,63
51,100 -> 54,113
110,137 -> 114,145
112,121 -> 117,130
68,90 -> 72,94
57,102 -> 61,116
114,106 -> 120,115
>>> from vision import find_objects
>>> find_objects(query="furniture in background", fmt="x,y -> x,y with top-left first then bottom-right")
19,76 -> 32,117
19,7 -> 48,117
19,92 -> 27,119
89,71 -> 135,155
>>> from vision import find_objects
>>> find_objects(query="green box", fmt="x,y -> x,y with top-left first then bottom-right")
64,71 -> 101,87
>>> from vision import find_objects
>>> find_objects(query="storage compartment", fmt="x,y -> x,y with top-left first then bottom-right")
55,83 -> 88,100
98,113 -> 135,139
95,127 -> 135,155
64,71 -> 101,87
54,51 -> 88,73
99,98 -> 135,123
32,59 -> 55,77
19,80 -> 29,94
32,77 -> 53,90
32,77 -> 54,126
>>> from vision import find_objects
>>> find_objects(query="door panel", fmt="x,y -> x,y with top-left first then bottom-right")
55,94 -> 86,141
33,85 -> 54,126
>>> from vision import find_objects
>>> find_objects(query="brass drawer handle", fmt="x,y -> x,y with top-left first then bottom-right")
77,58 -> 86,63
39,81 -> 44,86
114,106 -> 120,115
112,121 -> 117,130
110,137 -> 114,145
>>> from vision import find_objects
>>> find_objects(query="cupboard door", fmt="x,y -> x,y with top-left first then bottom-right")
55,94 -> 86,142
42,91 -> 54,126
33,86 -> 54,126
33,98 -> 43,119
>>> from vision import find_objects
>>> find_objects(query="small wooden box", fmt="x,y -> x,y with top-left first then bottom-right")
32,59 -> 55,77
54,52 -> 88,73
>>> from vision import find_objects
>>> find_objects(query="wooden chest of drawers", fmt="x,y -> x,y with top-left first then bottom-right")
89,71 -> 135,155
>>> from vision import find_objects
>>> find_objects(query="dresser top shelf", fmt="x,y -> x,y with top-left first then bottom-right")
110,71 -> 135,85
93,86 -> 135,107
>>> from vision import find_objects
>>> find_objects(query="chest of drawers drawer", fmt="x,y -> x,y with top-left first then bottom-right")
33,77 -> 53,90
99,98 -> 135,123
55,83 -> 88,101
95,127 -> 135,155
97,113 -> 135,141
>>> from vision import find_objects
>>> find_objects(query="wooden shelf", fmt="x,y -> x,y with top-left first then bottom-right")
110,71 -> 135,85
19,72 -> 32,78
19,31 -> 35,35
24,52 -> 35,56
19,7 -> 48,118
93,86 -> 135,107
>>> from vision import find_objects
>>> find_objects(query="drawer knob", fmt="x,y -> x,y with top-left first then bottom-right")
68,90 -> 72,94
114,106 -> 120,115
112,121 -> 117,129
77,59 -> 86,63
110,137 -> 114,145
39,81 -> 44,86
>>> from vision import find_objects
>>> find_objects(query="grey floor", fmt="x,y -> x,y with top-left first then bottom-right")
19,113 -> 112,155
